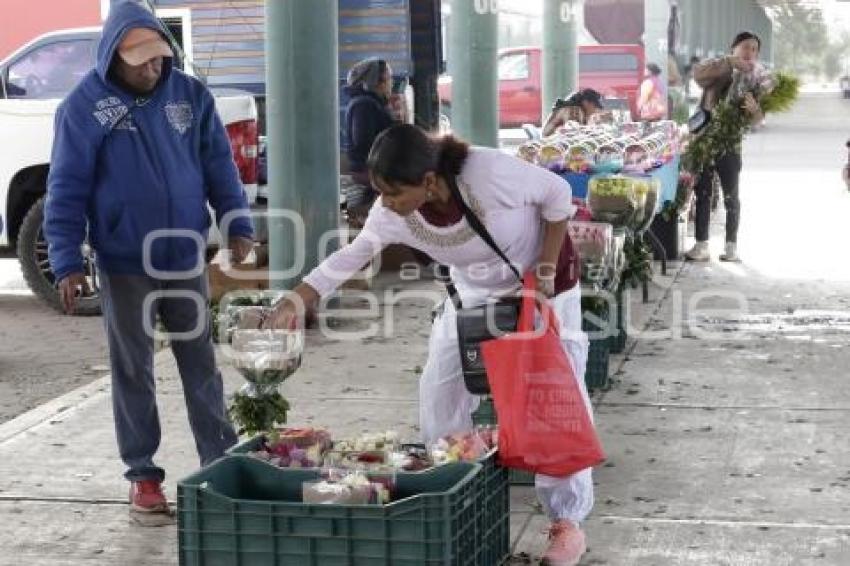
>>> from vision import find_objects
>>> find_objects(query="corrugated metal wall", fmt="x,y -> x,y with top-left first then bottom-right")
151,0 -> 412,92
338,0 -> 411,78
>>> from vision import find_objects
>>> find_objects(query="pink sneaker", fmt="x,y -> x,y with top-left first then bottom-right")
541,520 -> 587,566
129,480 -> 168,514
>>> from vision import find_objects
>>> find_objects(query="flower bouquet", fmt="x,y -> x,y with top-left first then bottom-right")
682,68 -> 799,176
224,306 -> 304,436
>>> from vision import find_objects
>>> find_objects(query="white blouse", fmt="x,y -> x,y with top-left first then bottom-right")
304,147 -> 576,302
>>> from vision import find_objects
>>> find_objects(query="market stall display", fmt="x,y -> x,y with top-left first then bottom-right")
568,221 -> 615,287
517,120 -> 682,178
588,176 -> 646,227
515,120 -> 682,381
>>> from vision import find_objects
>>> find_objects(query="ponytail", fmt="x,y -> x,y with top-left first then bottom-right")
435,135 -> 470,180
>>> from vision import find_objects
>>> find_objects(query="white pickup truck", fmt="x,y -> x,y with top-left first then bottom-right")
0,28 -> 260,315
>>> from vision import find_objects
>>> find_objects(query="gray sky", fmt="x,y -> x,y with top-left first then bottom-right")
822,0 -> 850,37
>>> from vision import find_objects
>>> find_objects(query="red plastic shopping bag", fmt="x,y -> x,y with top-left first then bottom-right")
481,274 -> 605,477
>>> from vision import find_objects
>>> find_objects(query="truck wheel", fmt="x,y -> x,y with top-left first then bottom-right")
17,197 -> 101,316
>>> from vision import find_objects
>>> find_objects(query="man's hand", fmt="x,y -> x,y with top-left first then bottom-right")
58,273 -> 90,315
228,236 -> 254,264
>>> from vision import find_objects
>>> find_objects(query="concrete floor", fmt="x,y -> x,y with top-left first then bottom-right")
1,93 -> 850,565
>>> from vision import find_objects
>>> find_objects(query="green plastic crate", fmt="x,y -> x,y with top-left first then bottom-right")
583,306 -> 611,391
226,435 -> 264,455
178,455 -> 482,566
472,399 -> 535,487
585,334 -> 611,391
477,450 -> 511,566
228,437 -> 510,566
609,289 -> 628,354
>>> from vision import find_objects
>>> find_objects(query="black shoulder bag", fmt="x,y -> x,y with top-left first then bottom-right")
688,106 -> 711,135
688,89 -> 711,134
439,177 -> 524,395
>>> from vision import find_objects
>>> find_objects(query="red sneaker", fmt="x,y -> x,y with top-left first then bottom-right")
541,520 -> 587,566
129,480 -> 168,514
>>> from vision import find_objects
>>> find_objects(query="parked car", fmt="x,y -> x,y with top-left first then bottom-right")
438,44 -> 646,128
0,28 -> 259,315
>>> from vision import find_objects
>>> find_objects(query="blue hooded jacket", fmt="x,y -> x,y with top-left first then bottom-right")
45,1 -> 253,281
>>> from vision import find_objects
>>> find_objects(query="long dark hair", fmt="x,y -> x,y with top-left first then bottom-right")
367,124 -> 470,187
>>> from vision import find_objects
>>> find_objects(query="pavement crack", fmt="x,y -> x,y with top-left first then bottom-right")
597,401 -> 850,412
595,514 -> 850,530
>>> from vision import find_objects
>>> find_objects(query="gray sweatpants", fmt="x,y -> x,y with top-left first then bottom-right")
99,271 -> 237,482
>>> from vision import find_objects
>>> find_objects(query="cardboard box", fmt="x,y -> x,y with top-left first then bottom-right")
207,245 -> 269,303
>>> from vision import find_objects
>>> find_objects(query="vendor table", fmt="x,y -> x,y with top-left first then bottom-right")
559,156 -> 680,207
562,156 -> 682,301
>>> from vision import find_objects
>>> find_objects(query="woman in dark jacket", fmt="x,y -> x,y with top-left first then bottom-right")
344,58 -> 396,223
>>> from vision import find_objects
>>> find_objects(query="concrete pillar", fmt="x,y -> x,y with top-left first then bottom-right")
762,11 -> 774,65
713,0 -> 729,56
542,0 -> 580,120
747,1 -> 760,34
448,0 -> 499,147
727,0 -> 741,44
266,0 -> 340,289
681,0 -> 699,60
644,0 -> 670,88
694,0 -> 710,58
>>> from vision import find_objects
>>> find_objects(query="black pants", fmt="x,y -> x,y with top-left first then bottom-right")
694,152 -> 742,243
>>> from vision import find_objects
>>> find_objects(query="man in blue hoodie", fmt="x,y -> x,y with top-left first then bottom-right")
44,1 -> 254,516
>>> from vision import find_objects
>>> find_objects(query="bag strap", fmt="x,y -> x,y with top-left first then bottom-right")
445,176 -> 522,281
438,176 -> 522,311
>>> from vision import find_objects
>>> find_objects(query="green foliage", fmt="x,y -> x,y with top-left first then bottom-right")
619,235 -> 653,292
581,296 -> 608,318
660,172 -> 695,222
682,73 -> 799,177
228,390 -> 290,436
759,73 -> 801,114
681,100 -> 747,175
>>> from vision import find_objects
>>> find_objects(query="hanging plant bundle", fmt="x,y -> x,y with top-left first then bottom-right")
674,71 -> 799,220
223,306 -> 304,436
229,387 -> 291,436
619,235 -> 653,291
759,73 -> 801,114
681,100 -> 748,175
